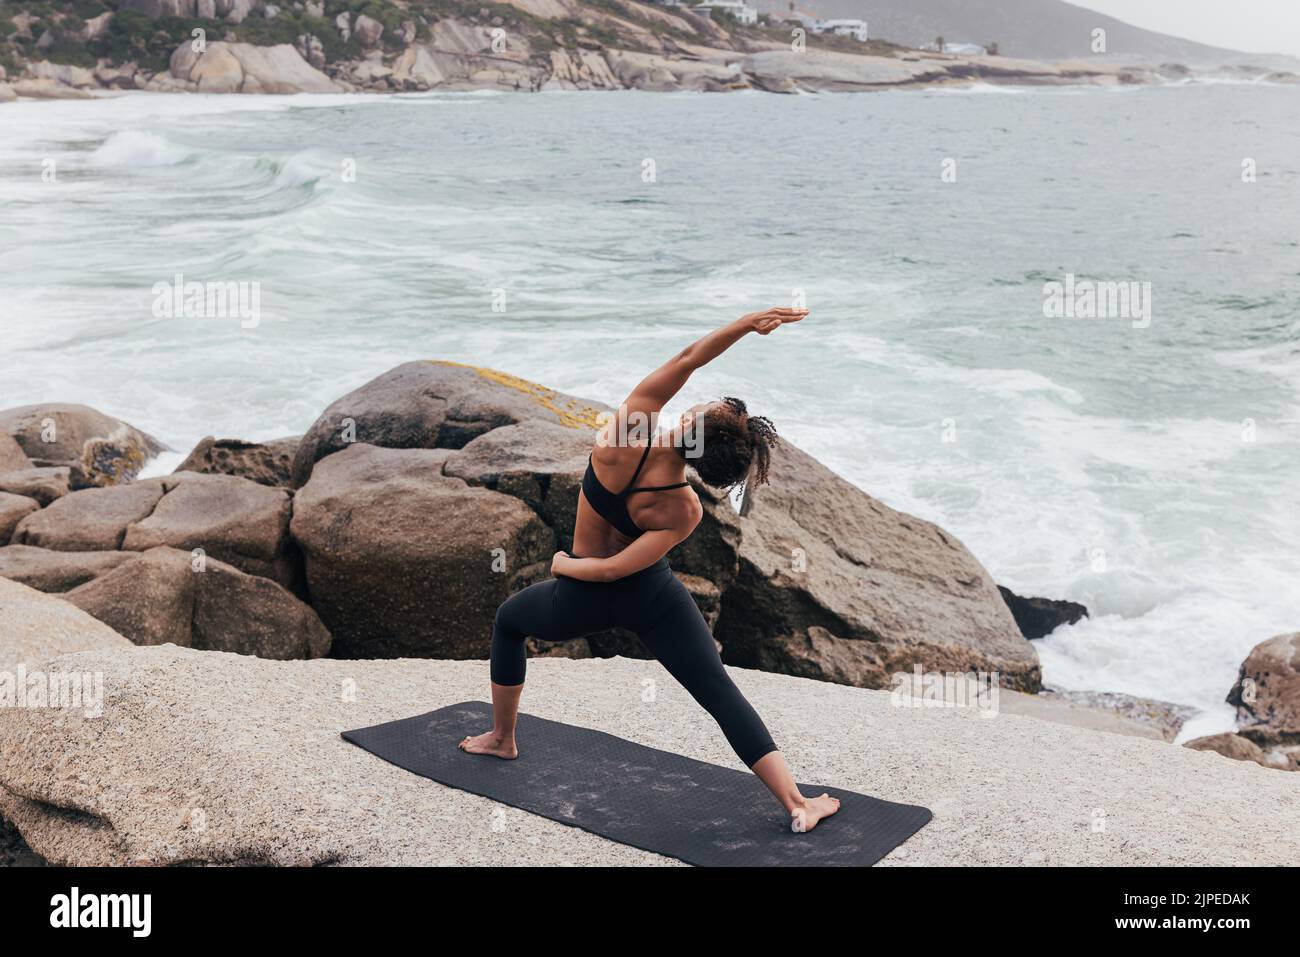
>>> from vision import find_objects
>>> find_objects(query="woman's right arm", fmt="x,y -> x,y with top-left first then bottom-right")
551,528 -> 684,582
620,307 -> 807,423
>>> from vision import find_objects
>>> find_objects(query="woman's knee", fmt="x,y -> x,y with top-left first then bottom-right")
494,585 -> 534,633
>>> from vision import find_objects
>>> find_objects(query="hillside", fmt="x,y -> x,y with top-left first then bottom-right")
753,0 -> 1265,64
4,0 -> 1276,97
0,0 -> 896,87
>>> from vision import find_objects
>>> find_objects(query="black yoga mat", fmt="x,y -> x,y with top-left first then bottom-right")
342,700 -> 932,867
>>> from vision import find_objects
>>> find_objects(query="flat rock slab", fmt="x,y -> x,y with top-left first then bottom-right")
2,648 -> 1298,866
344,701 -> 931,867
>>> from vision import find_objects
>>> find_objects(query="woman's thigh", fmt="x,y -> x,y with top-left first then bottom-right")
632,576 -> 720,669
500,576 -> 611,643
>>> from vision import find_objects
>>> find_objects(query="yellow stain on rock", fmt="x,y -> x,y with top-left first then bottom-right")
428,360 -> 606,431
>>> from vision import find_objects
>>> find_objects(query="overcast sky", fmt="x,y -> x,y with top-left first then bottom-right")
1066,0 -> 1300,57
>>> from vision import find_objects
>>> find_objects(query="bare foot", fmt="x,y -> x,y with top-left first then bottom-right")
457,730 -> 518,759
790,793 -> 841,833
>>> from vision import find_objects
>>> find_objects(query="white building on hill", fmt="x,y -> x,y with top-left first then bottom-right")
692,0 -> 759,25
813,18 -> 869,42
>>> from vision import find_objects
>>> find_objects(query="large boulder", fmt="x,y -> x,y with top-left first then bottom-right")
169,41 -> 342,94
174,435 -> 299,487
353,13 -> 384,48
0,494 -> 38,546
291,444 -> 553,658
0,545 -> 134,592
0,404 -> 164,489
63,547 -> 329,659
0,576 -> 131,673
12,472 -> 299,589
289,360 -> 609,487
174,41 -> 244,94
2,645 -> 1299,866
713,442 -> 1039,691
1227,632 -> 1300,749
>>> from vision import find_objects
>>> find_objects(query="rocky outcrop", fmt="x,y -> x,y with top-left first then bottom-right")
0,22 -> 1167,102
3,645 -> 1297,866
546,47 -> 621,90
0,494 -> 39,546
1184,732 -> 1294,771
741,49 -> 944,93
2,359 -> 1035,691
1039,688 -> 1193,742
358,20 -> 547,92
1227,632 -> 1300,753
169,41 -> 342,94
0,576 -> 131,673
61,546 -> 329,659
606,48 -> 744,92
998,586 -> 1088,639
12,472 -> 299,589
174,435 -> 300,487
22,59 -> 97,88
286,359 -> 1034,689
291,444 -> 552,658
8,78 -> 95,99
0,404 -> 163,489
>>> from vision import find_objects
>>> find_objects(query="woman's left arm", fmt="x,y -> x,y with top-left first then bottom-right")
552,528 -> 688,583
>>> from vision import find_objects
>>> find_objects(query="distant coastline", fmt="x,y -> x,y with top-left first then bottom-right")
3,0 -> 1299,101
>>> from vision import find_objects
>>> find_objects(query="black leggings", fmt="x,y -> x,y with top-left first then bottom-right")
490,557 -> 778,769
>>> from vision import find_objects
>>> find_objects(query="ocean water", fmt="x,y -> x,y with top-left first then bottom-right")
1,84 -> 1297,737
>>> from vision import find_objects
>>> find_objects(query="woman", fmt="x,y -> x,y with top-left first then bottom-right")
459,307 -> 841,833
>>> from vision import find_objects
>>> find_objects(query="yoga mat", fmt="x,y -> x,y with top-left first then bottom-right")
342,701 -> 931,867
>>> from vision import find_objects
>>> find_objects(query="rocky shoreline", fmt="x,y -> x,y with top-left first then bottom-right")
1,359 -> 1297,864
4,0 -> 1297,101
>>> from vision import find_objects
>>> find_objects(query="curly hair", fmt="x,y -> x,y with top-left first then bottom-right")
690,396 -> 779,492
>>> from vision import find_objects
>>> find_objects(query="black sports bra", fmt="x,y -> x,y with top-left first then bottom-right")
581,442 -> 689,538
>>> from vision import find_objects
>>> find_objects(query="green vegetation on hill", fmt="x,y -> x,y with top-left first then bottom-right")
1,0 -> 904,80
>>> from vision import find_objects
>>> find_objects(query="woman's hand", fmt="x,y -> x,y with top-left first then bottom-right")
551,551 -> 572,578
743,307 -> 809,335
